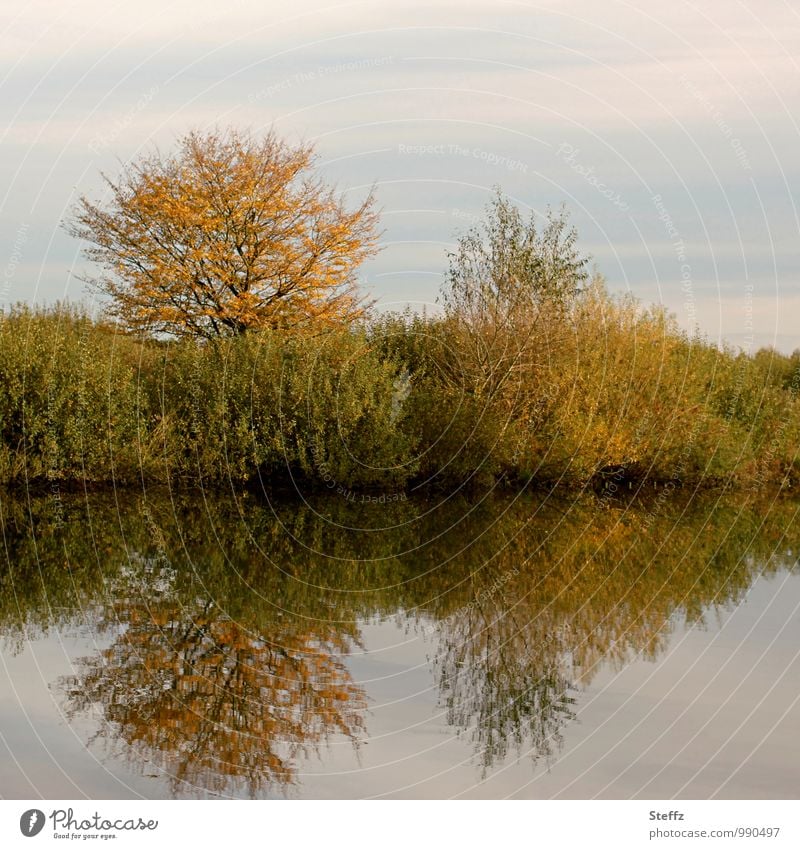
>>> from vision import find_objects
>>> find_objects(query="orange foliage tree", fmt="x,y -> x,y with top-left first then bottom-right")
68,128 -> 379,338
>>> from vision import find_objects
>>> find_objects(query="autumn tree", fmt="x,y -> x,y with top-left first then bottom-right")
442,190 -> 587,327
68,128 -> 379,338
432,190 -> 589,464
439,191 -> 588,399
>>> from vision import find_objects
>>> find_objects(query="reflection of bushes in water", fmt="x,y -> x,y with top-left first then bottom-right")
0,493 -> 131,652
421,495 -> 799,771
1,490 -> 798,791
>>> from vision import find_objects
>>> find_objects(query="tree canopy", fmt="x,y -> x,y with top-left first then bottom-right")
435,190 -> 589,411
442,190 -> 588,326
69,128 -> 379,338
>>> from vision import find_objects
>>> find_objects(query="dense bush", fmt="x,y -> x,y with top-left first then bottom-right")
0,304 -> 144,484
1,292 -> 798,492
0,307 -> 415,490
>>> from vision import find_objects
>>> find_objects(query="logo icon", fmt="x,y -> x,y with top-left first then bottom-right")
19,809 -> 45,837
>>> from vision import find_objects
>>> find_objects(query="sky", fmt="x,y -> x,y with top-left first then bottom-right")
1,0 -> 799,351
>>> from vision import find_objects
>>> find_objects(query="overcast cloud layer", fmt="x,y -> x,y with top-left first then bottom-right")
1,0 -> 799,350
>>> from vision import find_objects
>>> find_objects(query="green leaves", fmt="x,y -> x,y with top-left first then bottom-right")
442,189 -> 588,322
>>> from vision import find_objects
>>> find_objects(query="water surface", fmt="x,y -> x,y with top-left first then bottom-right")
1,488 -> 798,798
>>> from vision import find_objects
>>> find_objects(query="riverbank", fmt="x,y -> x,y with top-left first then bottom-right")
1,296 -> 798,494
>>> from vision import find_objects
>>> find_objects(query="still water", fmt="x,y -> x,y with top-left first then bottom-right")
1,488 -> 798,799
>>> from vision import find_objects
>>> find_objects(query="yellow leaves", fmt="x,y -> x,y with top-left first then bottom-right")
65,593 -> 367,794
70,127 -> 379,339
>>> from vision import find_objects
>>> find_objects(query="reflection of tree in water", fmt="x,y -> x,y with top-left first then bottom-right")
61,563 -> 366,797
437,605 -> 576,771
1,490 -> 797,794
426,500 -> 800,773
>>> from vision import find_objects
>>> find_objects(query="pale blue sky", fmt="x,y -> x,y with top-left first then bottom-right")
2,0 -> 799,350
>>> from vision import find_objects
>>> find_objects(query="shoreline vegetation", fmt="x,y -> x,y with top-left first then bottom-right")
1,284 -> 799,495
1,128 -> 798,496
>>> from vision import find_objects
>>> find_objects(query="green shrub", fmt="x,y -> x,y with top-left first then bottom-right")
0,304 -> 145,484
1,298 -> 799,492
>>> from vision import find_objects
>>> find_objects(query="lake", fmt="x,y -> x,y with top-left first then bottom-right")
1,487 -> 798,799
